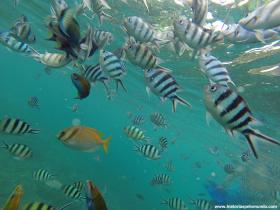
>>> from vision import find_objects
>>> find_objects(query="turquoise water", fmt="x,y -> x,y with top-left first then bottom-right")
0,0 -> 280,209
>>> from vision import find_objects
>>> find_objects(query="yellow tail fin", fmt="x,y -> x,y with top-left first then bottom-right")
103,136 -> 112,154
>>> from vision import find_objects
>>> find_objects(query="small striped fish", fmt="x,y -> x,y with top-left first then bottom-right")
92,28 -> 113,48
23,202 -> 55,210
134,144 -> 161,160
123,16 -> 167,46
223,163 -> 235,174
150,112 -> 168,128
150,174 -> 171,185
199,51 -> 235,87
0,118 -> 40,135
204,84 -> 280,158
162,197 -> 188,210
50,0 -> 68,18
33,169 -> 54,181
62,184 -> 82,199
124,41 -> 162,70
165,160 -> 175,172
72,181 -> 84,191
191,199 -> 215,210
132,115 -> 145,125
1,142 -> 32,159
173,18 -> 223,50
159,137 -> 168,151
145,68 -> 191,112
99,50 -> 127,92
31,52 -> 72,69
124,126 -> 148,141
0,31 -> 37,56
191,0 -> 208,26
10,15 -> 36,44
28,96 -> 39,109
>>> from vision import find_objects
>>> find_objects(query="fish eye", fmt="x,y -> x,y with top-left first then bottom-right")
128,17 -> 132,22
179,19 -> 184,24
210,85 -> 217,92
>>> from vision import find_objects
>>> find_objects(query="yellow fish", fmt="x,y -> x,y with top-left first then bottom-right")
3,185 -> 23,210
57,126 -> 112,154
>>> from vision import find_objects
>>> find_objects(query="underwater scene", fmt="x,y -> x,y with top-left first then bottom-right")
0,0 -> 280,209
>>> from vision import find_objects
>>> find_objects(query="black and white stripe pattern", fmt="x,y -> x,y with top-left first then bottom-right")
32,52 -> 71,68
192,0 -> 208,26
2,143 -> 32,159
72,181 -> 84,191
62,184 -> 82,199
125,42 -> 158,69
33,169 -> 54,181
204,84 -> 280,158
173,18 -> 223,49
92,28 -> 112,48
192,199 -> 215,210
241,150 -> 250,162
159,137 -> 168,151
150,112 -> 168,128
0,118 -> 40,135
123,16 -> 156,44
151,174 -> 171,185
100,50 -> 127,92
224,163 -> 235,174
134,144 -> 161,160
124,125 -> 147,141
23,202 -> 55,210
0,31 -> 36,55
144,68 -> 191,112
162,197 -> 188,210
132,115 -> 145,125
82,64 -> 109,84
199,52 -> 235,87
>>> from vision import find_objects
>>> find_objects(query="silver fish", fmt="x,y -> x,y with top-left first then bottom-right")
144,68 -> 191,112
82,0 -> 112,24
150,174 -> 171,185
0,117 -> 40,135
204,84 -> 280,158
199,51 -> 235,87
1,142 -> 32,159
162,198 -> 188,210
239,0 -> 280,30
150,112 -> 168,128
134,144 -> 161,160
50,0 -> 68,18
33,169 -> 54,182
192,0 -> 208,26
92,28 -> 113,48
99,50 -> 127,92
124,125 -> 148,141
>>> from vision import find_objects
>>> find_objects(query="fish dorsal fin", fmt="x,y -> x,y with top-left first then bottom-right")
87,127 -> 104,137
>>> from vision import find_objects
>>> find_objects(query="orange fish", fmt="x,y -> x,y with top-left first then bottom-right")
3,185 -> 23,210
57,126 -> 112,154
85,180 -> 107,210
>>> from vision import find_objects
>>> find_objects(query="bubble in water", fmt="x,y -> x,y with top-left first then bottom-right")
72,118 -> 81,126
211,172 -> 216,177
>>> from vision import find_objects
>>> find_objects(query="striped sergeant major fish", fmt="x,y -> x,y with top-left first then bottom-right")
124,125 -> 149,141
159,137 -> 168,151
72,181 -> 84,191
144,68 -> 191,112
33,169 -> 54,182
165,160 -> 175,172
124,40 -> 167,70
134,144 -> 161,160
62,184 -> 83,200
50,0 -> 69,19
10,15 -> 36,44
2,185 -> 23,210
191,0 -> 208,26
190,199 -> 215,210
162,197 -> 188,210
173,17 -> 223,50
99,50 -> 127,92
199,51 -> 235,87
0,117 -> 40,135
240,150 -> 251,162
76,63 -> 111,97
150,112 -> 168,128
150,174 -> 171,185
0,31 -> 38,56
1,142 -> 32,159
204,84 -> 280,158
22,202 -> 74,210
123,16 -> 169,47
92,28 -> 113,48
81,0 -> 112,24
132,115 -> 145,125
239,0 -> 280,31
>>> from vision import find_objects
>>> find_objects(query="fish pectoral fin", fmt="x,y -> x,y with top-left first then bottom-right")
255,30 -> 266,44
103,136 -> 112,154
205,111 -> 213,126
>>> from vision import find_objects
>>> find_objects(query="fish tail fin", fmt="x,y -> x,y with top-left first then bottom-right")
172,96 -> 192,112
58,201 -> 76,210
103,136 -> 112,154
133,144 -> 140,152
244,129 -> 280,159
28,128 -> 40,134
1,140 -> 8,149
116,79 -> 127,92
